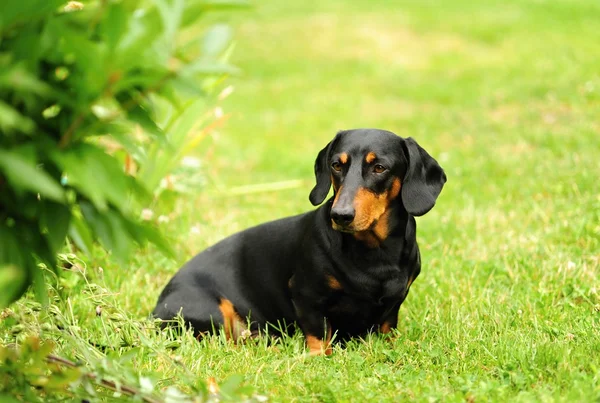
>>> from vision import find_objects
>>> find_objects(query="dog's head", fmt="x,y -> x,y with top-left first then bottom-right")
309,129 -> 446,235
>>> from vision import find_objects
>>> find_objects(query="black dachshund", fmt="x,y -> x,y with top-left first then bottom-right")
154,128 -> 446,355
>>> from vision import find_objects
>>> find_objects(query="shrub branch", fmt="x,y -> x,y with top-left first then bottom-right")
46,354 -> 164,403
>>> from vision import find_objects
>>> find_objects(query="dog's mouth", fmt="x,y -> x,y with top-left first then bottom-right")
331,220 -> 372,234
331,222 -> 355,233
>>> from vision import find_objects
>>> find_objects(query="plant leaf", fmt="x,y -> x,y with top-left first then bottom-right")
31,260 -> 48,307
180,0 -> 251,28
201,24 -> 233,60
0,0 -> 64,31
0,264 -> 28,309
116,91 -> 165,139
80,201 -> 114,252
102,2 -> 128,50
0,149 -> 64,202
52,144 -> 131,213
0,100 -> 36,134
68,210 -> 94,256
153,0 -> 185,48
40,200 -> 72,253
80,202 -> 133,261
123,218 -> 174,258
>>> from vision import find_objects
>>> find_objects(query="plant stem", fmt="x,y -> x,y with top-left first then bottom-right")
46,354 -> 164,403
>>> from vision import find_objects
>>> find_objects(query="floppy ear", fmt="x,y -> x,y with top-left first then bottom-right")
401,137 -> 447,216
309,132 -> 342,206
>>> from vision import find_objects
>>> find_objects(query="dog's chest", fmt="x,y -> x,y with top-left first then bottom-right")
346,261 -> 404,300
327,269 -> 405,314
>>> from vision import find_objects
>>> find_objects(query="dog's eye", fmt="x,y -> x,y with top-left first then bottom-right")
373,164 -> 386,174
331,162 -> 342,172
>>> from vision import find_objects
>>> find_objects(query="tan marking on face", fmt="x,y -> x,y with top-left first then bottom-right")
365,152 -> 377,163
339,152 -> 348,164
372,209 -> 391,241
306,325 -> 333,356
380,321 -> 392,334
351,188 -> 388,232
407,276 -> 415,289
389,178 -> 402,200
218,298 -> 246,341
351,177 -> 402,247
326,275 -> 343,290
332,185 -> 343,208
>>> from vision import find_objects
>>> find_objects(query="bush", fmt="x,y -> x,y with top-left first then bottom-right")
0,0 -> 246,308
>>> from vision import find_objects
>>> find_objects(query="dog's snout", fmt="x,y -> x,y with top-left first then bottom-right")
331,207 -> 355,227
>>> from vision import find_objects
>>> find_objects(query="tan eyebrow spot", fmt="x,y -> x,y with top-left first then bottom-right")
339,153 -> 348,164
365,152 -> 377,163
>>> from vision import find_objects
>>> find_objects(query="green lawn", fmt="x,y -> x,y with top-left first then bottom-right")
2,0 -> 600,401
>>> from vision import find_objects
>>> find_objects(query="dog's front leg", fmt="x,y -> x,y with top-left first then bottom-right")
291,300 -> 332,355
379,301 -> 402,335
307,326 -> 332,356
301,314 -> 332,356
289,274 -> 333,355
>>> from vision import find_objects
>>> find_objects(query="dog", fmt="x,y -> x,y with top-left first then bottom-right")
153,128 -> 446,355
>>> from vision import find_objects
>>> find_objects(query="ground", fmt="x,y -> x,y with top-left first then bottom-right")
2,0 -> 599,401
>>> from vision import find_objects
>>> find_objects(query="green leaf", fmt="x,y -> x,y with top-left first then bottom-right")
0,224 -> 46,307
0,100 -> 36,134
52,149 -> 107,211
167,98 -> 208,146
0,225 -> 25,268
128,103 -> 165,139
0,0 -> 64,31
31,263 -> 48,307
80,201 -> 114,251
40,200 -> 71,253
201,24 -> 233,60
52,144 -> 131,213
108,125 -> 149,163
165,76 -> 207,98
112,69 -> 170,95
80,202 -> 133,262
153,0 -> 185,48
0,264 -> 28,309
116,91 -> 165,139
0,65 -> 54,97
181,0 -> 251,28
179,60 -> 240,77
123,219 -> 174,258
47,20 -> 108,97
219,374 -> 246,400
114,6 -> 163,70
0,393 -> 21,403
102,2 -> 128,50
0,149 -> 64,202
68,210 -> 94,256
103,210 -> 134,262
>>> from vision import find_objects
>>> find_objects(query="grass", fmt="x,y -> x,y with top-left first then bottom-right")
2,0 -> 600,401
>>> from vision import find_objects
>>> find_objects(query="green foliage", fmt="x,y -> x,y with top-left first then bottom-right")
0,336 -> 81,402
0,0 -> 246,308
0,334 -> 258,401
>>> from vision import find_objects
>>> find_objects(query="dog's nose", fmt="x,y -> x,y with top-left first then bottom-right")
331,208 -> 355,227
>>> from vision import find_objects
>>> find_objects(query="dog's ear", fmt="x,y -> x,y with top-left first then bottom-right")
309,132 -> 342,206
401,137 -> 447,216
